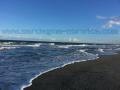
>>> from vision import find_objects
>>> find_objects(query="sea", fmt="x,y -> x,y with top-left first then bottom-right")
0,43 -> 120,90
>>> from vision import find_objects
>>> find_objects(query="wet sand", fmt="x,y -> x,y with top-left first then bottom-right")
24,53 -> 120,90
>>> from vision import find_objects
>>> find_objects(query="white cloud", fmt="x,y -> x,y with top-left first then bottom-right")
96,16 -> 106,19
103,20 -> 120,29
109,16 -> 120,20
97,15 -> 120,29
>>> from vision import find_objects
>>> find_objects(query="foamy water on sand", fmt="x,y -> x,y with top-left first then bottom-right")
0,43 -> 120,90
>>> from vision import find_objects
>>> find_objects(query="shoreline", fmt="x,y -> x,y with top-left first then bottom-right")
24,52 -> 120,90
21,57 -> 99,90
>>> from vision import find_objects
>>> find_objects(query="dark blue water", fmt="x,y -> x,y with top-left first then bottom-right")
0,44 -> 120,90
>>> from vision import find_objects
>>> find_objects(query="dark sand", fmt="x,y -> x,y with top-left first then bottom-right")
24,53 -> 120,90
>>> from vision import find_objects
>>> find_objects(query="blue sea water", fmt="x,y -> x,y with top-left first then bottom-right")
0,43 -> 120,90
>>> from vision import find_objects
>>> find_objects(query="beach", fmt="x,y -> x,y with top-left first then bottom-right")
24,52 -> 120,90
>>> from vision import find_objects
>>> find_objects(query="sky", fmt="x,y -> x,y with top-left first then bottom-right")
0,0 -> 120,44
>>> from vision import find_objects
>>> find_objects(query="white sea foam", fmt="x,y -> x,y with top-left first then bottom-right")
0,46 -> 19,50
57,45 -> 71,48
27,43 -> 42,47
49,43 -> 55,46
98,48 -> 104,52
0,43 -> 42,51
21,53 -> 99,90
115,48 -> 120,51
57,44 -> 88,49
0,43 -> 42,48
79,49 -> 86,53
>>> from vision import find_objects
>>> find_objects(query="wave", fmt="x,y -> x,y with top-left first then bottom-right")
78,49 -> 87,53
21,50 -> 99,90
26,43 -> 42,47
0,46 -> 19,50
57,44 -> 88,49
97,48 -> 104,52
0,44 -> 119,90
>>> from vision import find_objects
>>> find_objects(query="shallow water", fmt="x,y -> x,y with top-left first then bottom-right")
0,44 -> 120,90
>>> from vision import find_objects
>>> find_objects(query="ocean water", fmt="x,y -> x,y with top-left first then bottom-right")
0,43 -> 120,90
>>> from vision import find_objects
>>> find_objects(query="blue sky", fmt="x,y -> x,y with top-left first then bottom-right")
0,0 -> 120,43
